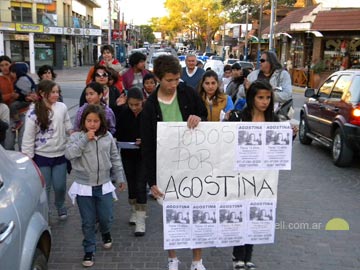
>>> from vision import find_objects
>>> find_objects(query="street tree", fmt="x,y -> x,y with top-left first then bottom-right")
140,25 -> 156,44
152,0 -> 226,51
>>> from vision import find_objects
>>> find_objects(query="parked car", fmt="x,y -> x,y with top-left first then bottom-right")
0,146 -> 51,269
224,58 -> 238,65
147,51 -> 171,72
204,59 -> 224,78
299,69 -> 360,166
236,61 -> 255,71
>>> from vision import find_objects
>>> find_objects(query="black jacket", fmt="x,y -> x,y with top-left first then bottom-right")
140,82 -> 208,187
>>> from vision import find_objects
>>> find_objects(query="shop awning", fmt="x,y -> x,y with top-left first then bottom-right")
311,9 -> 360,31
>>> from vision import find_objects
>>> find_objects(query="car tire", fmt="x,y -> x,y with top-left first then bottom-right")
332,128 -> 353,167
31,248 -> 48,270
299,116 -> 312,145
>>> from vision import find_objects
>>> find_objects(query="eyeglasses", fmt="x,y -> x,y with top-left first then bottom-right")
95,73 -> 108,78
260,59 -> 267,63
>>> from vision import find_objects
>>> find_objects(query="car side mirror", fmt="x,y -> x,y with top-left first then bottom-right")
304,88 -> 315,98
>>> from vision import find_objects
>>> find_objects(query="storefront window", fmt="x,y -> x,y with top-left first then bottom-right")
35,44 -> 54,67
291,38 -> 304,68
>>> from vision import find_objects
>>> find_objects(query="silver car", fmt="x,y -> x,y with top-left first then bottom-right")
0,146 -> 51,270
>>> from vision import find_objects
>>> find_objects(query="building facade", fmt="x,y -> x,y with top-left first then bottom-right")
0,0 -> 103,72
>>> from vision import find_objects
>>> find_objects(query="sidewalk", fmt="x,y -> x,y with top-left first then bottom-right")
29,65 -> 91,83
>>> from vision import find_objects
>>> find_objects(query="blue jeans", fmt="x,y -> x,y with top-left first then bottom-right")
39,162 -> 67,212
76,186 -> 114,253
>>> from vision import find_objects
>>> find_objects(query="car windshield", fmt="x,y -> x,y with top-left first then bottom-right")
348,75 -> 360,103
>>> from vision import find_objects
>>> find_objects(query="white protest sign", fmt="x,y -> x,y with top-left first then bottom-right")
157,122 -> 291,249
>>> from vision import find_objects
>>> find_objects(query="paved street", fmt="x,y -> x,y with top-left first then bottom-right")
44,67 -> 360,270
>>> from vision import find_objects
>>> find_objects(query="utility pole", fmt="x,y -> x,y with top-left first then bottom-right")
269,0 -> 277,51
108,0 -> 111,45
244,6 -> 249,61
257,0 -> 264,68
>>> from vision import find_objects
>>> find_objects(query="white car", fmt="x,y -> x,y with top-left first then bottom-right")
204,59 -> 225,78
147,51 -> 172,72
0,146 -> 51,270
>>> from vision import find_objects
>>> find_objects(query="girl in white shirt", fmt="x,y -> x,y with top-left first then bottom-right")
22,79 -> 72,220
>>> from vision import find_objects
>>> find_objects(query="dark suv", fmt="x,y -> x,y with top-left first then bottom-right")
299,69 -> 360,166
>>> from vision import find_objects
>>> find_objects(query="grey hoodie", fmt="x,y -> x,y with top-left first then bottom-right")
65,131 -> 126,186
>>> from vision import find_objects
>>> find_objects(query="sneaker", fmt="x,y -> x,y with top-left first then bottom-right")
57,207 -> 67,220
233,261 -> 245,270
102,232 -> 112,249
11,120 -> 23,132
82,252 -> 94,267
246,262 -> 257,269
168,257 -> 179,270
190,259 -> 206,270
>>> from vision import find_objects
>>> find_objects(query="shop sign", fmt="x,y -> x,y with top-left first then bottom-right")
44,26 -> 63,35
35,34 -> 55,42
11,34 -> 29,41
16,23 -> 44,33
0,22 -> 15,31
290,22 -> 311,32
64,27 -> 84,35
84,28 -> 102,36
34,0 -> 54,3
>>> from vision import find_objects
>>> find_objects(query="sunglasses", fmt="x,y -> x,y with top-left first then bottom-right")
260,59 -> 267,63
95,72 -> 108,78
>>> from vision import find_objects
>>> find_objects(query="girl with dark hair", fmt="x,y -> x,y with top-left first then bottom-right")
37,64 -> 57,81
142,73 -> 157,100
198,70 -> 233,121
122,51 -> 149,90
114,87 -> 147,236
227,79 -> 278,270
22,79 -> 72,220
80,65 -> 125,112
37,64 -> 63,102
66,104 -> 126,268
74,82 -> 116,134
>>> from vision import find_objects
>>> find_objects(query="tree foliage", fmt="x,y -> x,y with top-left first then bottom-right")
140,25 -> 155,44
151,0 -> 226,51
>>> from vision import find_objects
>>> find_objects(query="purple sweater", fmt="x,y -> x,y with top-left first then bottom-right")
74,103 -> 116,135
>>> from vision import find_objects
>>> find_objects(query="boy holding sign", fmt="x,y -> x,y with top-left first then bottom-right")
141,54 -> 208,270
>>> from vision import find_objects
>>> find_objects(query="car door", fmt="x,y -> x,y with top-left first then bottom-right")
324,74 -> 352,138
0,173 -> 21,270
307,75 -> 338,135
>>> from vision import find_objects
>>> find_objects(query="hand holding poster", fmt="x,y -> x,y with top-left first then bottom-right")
157,122 -> 291,249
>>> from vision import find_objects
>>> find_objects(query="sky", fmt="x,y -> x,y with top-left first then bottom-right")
119,0 -> 168,25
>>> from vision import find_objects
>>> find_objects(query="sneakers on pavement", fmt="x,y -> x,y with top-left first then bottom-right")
233,260 -> 245,270
168,257 -> 179,270
82,252 -> 94,267
57,207 -> 67,220
102,232 -> 112,249
190,259 -> 206,270
246,262 -> 257,269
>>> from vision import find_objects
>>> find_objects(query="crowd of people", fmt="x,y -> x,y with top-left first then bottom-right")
0,46 -> 297,270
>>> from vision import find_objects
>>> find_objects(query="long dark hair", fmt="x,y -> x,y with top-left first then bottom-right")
198,69 -> 225,106
35,80 -> 58,131
242,80 -> 276,122
79,104 -> 108,136
262,51 -> 282,74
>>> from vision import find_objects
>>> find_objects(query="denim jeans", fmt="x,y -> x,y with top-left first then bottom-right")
76,186 -> 114,253
39,162 -> 67,212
